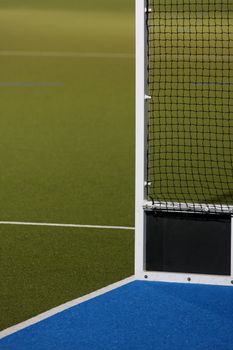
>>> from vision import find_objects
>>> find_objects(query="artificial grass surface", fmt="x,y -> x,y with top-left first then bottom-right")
0,225 -> 134,331
0,10 -> 135,226
0,10 -> 134,53
0,3 -> 135,330
0,0 -> 134,13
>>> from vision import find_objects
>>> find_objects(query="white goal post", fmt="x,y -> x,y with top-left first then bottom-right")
135,0 -> 233,286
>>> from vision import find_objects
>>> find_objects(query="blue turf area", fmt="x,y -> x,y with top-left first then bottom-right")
1,281 -> 233,350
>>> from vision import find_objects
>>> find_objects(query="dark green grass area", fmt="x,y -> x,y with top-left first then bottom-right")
0,5 -> 135,330
0,225 -> 134,330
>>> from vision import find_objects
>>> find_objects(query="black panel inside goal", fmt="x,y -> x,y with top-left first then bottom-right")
146,212 -> 231,275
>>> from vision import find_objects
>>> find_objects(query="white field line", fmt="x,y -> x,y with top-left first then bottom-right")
0,221 -> 135,231
0,276 -> 135,340
0,50 -> 135,59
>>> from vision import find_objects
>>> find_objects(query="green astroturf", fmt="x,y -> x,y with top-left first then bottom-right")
0,10 -> 135,226
0,3 -> 135,330
0,226 -> 134,331
0,0 -> 134,12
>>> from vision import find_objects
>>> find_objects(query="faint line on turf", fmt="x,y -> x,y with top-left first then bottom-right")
0,50 -> 135,59
0,221 -> 135,231
0,276 -> 135,339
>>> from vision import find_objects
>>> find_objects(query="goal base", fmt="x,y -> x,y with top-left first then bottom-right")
136,211 -> 233,286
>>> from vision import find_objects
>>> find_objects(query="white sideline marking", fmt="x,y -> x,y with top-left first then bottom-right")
0,50 -> 135,59
0,221 -> 135,231
0,276 -> 135,340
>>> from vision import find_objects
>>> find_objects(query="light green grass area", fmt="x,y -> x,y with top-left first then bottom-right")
0,2 -> 135,330
0,10 -> 134,53
0,10 -> 135,225
0,0 -> 134,12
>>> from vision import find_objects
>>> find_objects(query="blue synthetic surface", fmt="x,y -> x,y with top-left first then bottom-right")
1,281 -> 233,350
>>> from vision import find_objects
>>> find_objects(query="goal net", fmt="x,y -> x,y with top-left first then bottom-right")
145,0 -> 233,214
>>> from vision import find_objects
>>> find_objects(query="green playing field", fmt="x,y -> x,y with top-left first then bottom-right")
0,0 -> 134,12
0,7 -> 135,226
1,0 -> 232,333
0,1 -> 135,330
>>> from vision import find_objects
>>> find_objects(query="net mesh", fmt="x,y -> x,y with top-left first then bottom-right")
146,0 -> 233,213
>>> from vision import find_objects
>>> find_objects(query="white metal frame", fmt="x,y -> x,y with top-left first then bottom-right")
135,0 -> 146,282
135,0 -> 233,286
144,201 -> 233,215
